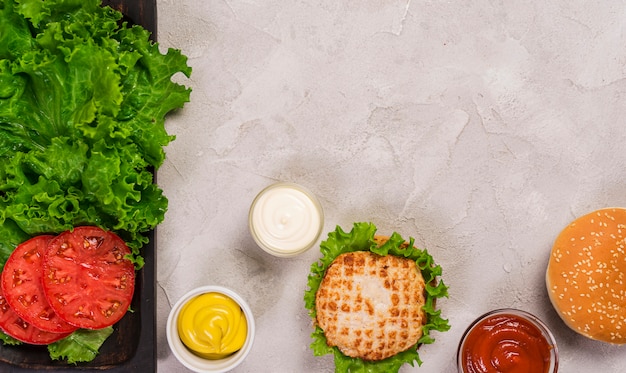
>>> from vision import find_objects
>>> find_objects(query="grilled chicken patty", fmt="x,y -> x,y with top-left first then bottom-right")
315,249 -> 426,361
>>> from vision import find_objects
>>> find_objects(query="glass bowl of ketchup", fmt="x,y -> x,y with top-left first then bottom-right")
457,308 -> 558,373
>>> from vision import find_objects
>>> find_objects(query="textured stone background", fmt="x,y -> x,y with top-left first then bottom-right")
155,1 -> 626,371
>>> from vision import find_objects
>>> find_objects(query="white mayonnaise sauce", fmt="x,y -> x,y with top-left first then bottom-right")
249,183 -> 323,257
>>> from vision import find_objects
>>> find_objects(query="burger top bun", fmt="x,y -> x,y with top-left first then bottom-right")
546,207 -> 626,344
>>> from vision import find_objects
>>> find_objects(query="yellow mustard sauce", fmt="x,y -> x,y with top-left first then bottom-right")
177,292 -> 247,359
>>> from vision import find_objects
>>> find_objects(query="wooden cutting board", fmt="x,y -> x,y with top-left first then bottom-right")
1,1 -> 157,371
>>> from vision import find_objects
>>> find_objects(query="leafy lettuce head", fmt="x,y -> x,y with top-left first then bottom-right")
0,0 -> 192,262
304,222 -> 450,373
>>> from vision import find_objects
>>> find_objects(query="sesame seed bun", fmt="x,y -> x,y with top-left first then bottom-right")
546,207 -> 626,344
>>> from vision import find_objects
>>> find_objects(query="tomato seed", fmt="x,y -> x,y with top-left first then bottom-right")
59,276 -> 71,284
22,248 -> 40,262
0,297 -> 8,312
84,236 -> 104,249
15,318 -> 28,330
55,294 -> 67,306
18,294 -> 37,307
38,309 -> 54,321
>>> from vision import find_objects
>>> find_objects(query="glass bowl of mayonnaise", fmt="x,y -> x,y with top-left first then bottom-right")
166,285 -> 255,373
249,182 -> 324,257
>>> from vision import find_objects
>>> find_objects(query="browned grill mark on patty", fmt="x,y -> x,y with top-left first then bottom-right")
315,249 -> 426,361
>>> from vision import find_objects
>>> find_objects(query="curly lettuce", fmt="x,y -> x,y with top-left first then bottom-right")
48,327 -> 114,364
0,0 -> 191,364
304,222 -> 450,373
0,0 -> 191,257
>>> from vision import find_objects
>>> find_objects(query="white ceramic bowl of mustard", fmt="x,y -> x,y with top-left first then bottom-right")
166,285 -> 255,373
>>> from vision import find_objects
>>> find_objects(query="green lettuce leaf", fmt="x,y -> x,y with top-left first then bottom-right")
0,219 -> 30,268
0,331 -> 22,346
304,222 -> 450,373
48,327 -> 114,364
0,0 -> 191,256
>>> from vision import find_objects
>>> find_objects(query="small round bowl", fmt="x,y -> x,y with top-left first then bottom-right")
248,182 -> 324,257
457,308 -> 558,373
166,286 -> 255,373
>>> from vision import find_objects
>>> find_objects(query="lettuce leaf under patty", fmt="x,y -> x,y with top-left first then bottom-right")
304,222 -> 450,373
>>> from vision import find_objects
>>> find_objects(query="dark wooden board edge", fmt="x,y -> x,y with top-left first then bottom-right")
103,0 -> 157,41
0,1 -> 158,371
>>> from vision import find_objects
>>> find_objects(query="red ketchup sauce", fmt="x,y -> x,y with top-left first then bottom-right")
459,312 -> 554,373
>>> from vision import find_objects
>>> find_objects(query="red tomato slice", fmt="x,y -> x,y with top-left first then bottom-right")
42,226 -> 135,330
1,235 -> 78,334
0,286 -> 71,345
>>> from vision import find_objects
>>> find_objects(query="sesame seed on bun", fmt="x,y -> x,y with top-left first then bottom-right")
546,207 -> 626,344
